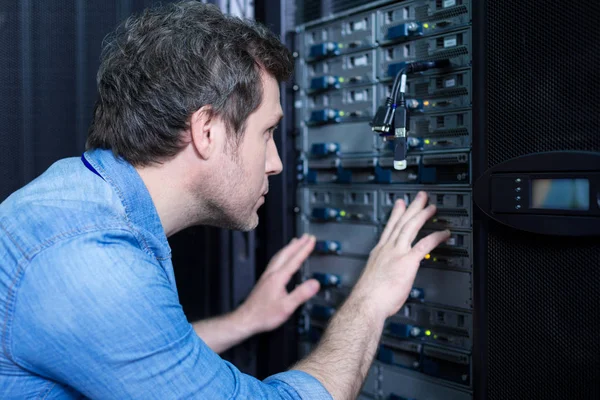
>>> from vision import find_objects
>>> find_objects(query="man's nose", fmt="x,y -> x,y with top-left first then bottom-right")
266,137 -> 283,176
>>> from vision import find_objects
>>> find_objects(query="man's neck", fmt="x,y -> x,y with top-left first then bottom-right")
134,149 -> 208,237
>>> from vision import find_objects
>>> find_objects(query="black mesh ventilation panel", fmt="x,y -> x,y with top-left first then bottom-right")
482,1 -> 600,399
486,1 -> 600,168
487,227 -> 600,399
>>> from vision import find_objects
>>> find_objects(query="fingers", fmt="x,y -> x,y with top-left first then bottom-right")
378,199 -> 406,244
388,191 -> 429,245
404,229 -> 451,265
284,279 -> 320,313
395,204 -> 438,249
264,235 -> 311,273
279,235 -> 316,280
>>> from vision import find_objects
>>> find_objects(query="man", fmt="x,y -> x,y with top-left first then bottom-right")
0,2 -> 450,399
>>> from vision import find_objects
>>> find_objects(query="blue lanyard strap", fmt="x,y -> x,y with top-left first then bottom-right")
81,154 -> 105,181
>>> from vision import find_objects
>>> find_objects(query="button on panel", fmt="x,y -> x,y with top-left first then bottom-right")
491,175 -> 530,213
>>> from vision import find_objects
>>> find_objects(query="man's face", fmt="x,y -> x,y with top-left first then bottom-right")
203,72 -> 283,231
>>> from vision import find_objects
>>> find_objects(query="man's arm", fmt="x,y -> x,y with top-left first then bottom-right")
294,191 -> 450,399
191,310 -> 252,354
193,235 -> 319,353
12,230 -> 330,399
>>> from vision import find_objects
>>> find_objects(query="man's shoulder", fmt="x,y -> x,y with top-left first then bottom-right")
0,156 -> 130,261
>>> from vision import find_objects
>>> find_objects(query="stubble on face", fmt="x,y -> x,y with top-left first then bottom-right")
191,152 -> 261,231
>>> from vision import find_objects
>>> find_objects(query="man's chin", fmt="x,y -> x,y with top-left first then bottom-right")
241,214 -> 259,232
213,213 -> 258,232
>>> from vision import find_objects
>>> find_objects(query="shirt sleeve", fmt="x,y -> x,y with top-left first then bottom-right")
10,229 -> 332,400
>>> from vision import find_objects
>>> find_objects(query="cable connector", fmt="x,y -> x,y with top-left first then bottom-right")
393,106 -> 408,170
370,97 -> 395,133
393,132 -> 408,170
372,58 -> 450,166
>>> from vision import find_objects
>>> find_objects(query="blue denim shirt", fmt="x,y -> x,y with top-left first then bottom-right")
0,149 -> 331,400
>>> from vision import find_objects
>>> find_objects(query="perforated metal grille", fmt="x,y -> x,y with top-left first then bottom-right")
486,1 -> 600,168
417,44 -> 469,61
423,153 -> 468,165
418,4 -> 468,21
431,128 -> 468,137
438,209 -> 468,216
487,227 -> 600,399
433,87 -> 468,98
485,3 -> 600,396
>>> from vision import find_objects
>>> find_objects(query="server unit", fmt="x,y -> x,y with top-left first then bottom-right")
291,0 -> 600,399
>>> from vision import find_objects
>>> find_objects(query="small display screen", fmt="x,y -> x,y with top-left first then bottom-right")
531,179 -> 589,210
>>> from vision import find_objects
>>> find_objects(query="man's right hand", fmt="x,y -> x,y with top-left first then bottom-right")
352,190 -> 451,320
294,190 -> 450,400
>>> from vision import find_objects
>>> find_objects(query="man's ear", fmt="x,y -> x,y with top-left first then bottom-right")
190,105 -> 217,160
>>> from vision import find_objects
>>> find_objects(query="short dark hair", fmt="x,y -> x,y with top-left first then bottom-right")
86,1 -> 293,166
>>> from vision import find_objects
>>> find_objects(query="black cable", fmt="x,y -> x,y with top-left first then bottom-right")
387,60 -> 450,170
391,60 -> 450,103
370,60 -> 450,141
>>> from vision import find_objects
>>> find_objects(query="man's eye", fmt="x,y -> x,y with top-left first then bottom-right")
266,126 -> 278,139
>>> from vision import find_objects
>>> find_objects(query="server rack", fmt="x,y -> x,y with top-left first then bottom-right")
287,1 -> 600,399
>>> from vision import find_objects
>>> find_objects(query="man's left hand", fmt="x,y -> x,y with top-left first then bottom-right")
235,234 -> 319,336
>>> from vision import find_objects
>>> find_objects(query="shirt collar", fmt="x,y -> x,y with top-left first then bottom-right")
83,148 -> 171,260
